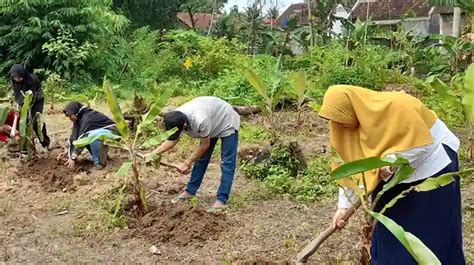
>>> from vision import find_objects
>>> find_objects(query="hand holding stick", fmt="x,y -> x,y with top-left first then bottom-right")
295,200 -> 362,264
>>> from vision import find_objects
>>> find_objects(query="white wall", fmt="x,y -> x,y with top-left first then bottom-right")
401,20 -> 430,36
332,4 -> 349,35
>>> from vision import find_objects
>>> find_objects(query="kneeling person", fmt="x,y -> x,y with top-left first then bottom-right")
154,96 -> 240,211
57,102 -> 116,170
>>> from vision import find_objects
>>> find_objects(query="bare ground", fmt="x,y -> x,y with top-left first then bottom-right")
0,104 -> 472,264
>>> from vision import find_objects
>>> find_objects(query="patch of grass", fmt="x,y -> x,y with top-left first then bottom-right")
227,181 -> 275,211
0,199 -> 14,217
240,145 -> 337,202
239,123 -> 271,145
423,94 -> 465,130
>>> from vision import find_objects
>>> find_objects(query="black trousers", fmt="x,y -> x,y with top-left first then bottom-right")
30,98 -> 50,147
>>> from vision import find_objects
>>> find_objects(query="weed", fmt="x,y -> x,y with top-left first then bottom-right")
239,123 -> 271,144
241,145 -> 336,201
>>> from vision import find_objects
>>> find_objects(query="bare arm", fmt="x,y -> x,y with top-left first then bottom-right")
185,137 -> 211,165
154,139 -> 179,155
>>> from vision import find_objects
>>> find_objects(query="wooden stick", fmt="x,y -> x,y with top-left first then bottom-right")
295,200 -> 362,264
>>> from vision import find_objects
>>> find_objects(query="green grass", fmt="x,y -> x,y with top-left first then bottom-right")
240,144 -> 337,202
239,122 -> 271,145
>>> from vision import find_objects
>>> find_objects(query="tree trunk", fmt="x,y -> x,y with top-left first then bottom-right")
187,8 -> 196,30
471,13 -> 474,34
453,7 -> 462,37
307,0 -> 314,47
207,0 -> 218,37
50,86 -> 54,110
132,157 -> 147,215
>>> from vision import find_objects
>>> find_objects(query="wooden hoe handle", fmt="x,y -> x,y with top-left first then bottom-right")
294,200 -> 362,264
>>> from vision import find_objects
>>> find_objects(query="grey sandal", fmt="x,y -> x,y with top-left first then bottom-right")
171,193 -> 194,204
206,205 -> 226,213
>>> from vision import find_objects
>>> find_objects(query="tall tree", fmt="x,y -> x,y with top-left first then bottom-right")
113,0 -> 181,30
213,6 -> 240,39
241,2 -> 265,54
0,0 -> 129,73
178,0 -> 228,31
307,0 -> 356,44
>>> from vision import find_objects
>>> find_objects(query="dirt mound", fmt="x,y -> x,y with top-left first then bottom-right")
17,157 -> 92,192
129,202 -> 229,247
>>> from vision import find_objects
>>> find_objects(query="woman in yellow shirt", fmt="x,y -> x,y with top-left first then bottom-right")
319,85 -> 464,264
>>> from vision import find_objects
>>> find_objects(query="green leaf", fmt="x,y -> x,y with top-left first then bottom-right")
103,77 -> 129,138
405,233 -> 442,265
245,68 -> 270,104
271,55 -> 283,96
331,156 -> 409,180
138,88 -> 173,133
463,64 -> 474,122
415,168 -> 474,191
19,91 -> 33,150
141,128 -> 178,148
464,64 -> 474,93
116,162 -> 132,177
34,112 -> 44,142
0,107 -> 11,125
308,102 -> 321,112
144,152 -> 162,169
256,101 -> 270,116
369,211 -> 441,265
373,164 -> 415,206
113,181 -> 128,217
73,133 -> 122,148
425,75 -> 458,103
293,70 -> 307,107
462,93 -> 474,122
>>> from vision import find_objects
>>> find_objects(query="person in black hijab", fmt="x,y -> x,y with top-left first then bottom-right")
57,101 -> 116,170
9,64 -> 50,148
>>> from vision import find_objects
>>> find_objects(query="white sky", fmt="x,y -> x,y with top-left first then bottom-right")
224,0 -> 303,13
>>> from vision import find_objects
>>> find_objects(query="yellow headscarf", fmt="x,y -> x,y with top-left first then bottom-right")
319,85 -> 437,193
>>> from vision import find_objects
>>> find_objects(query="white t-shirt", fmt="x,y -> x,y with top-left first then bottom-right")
176,96 -> 241,138
338,118 -> 460,208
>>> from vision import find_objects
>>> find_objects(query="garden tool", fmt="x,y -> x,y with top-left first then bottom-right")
7,112 -> 20,152
295,200 -> 362,264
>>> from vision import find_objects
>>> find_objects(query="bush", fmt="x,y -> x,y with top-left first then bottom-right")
0,0 -> 128,74
306,43 -> 404,99
423,93 -> 465,130
241,145 -> 336,201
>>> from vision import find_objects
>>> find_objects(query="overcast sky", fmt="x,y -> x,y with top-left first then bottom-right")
224,0 -> 303,13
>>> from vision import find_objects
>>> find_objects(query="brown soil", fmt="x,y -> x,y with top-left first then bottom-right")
16,155 -> 92,192
0,103 -> 472,264
128,202 -> 229,247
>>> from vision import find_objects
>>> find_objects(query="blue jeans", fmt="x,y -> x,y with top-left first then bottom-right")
85,128 -> 112,166
186,131 -> 239,204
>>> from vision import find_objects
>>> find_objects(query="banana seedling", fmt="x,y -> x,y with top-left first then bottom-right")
73,78 -> 177,215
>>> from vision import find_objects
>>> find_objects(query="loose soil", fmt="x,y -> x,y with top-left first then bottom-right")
16,154 -> 92,192
128,202 -> 229,247
0,102 -> 472,264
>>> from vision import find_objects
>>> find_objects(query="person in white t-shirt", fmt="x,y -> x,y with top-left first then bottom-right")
152,96 -> 240,212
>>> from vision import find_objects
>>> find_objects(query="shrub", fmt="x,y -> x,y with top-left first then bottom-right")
241,145 -> 336,201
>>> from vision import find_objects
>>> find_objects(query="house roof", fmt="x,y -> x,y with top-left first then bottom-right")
176,12 -> 214,32
350,0 -> 431,21
276,3 -> 308,26
276,2 -> 353,27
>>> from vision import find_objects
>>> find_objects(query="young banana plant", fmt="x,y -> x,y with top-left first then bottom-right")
297,156 -> 474,264
73,78 -> 176,215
